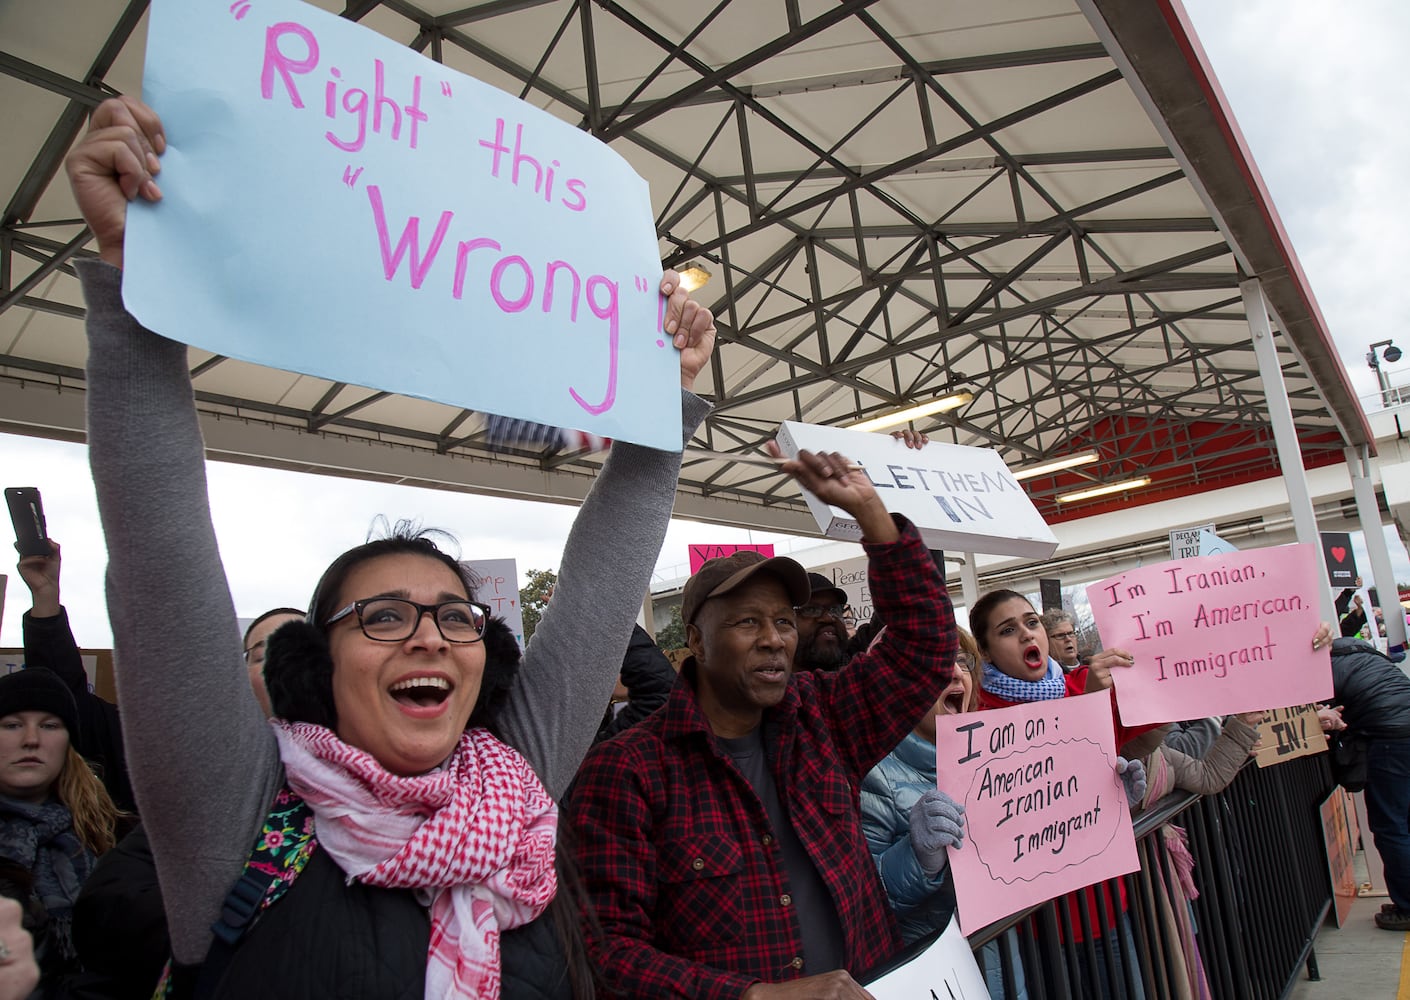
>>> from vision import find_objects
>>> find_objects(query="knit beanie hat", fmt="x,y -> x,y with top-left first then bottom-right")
0,668 -> 81,741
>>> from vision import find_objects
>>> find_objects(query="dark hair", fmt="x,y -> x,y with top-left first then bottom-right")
967,589 -> 1033,654
264,521 -> 521,737
243,607 -> 306,645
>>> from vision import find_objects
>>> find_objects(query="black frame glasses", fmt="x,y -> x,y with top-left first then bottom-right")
795,604 -> 846,619
324,598 -> 492,644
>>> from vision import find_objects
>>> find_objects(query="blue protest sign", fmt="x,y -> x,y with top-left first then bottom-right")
125,0 -> 681,450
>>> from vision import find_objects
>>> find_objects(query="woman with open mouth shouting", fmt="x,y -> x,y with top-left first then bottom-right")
67,94 -> 717,1000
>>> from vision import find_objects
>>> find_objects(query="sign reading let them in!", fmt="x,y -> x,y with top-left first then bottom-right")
125,0 -> 680,450
1086,544 -> 1332,727
774,421 -> 1059,558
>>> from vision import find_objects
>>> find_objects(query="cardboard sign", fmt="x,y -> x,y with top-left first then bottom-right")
864,917 -> 990,998
1321,532 -> 1358,588
0,649 -> 115,703
125,0 -> 680,449
1086,545 -> 1332,726
1252,704 -> 1329,768
687,543 -> 776,576
1170,525 -> 1214,560
774,422 -> 1058,558
934,692 -> 1139,934
1320,788 -> 1359,927
461,558 -> 525,647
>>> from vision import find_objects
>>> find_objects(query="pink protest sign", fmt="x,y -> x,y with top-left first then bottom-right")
1085,544 -> 1331,726
934,692 -> 1138,935
687,543 -> 776,575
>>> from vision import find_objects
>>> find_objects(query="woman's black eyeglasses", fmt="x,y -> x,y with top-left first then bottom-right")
324,598 -> 491,644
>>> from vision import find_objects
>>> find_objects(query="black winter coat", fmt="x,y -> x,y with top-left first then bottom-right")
1330,637 -> 1410,740
72,837 -> 575,1000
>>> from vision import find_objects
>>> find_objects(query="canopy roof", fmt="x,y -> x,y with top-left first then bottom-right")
0,0 -> 1369,537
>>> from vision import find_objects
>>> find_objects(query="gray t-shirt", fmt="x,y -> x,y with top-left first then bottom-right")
719,729 -> 847,974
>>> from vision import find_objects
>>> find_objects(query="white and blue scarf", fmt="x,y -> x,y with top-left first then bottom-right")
981,657 -> 1067,703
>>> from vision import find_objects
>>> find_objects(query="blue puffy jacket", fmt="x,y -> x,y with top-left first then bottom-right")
859,731 -> 955,944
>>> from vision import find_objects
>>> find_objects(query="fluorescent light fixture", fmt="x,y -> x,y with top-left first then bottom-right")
847,392 -> 973,433
677,261 -> 712,292
1055,477 -> 1152,504
1012,451 -> 1101,481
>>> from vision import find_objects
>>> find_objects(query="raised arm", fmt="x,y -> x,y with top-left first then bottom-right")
768,444 -> 958,779
1160,715 -> 1260,797
498,272 -> 715,798
70,96 -> 281,965
17,543 -> 87,696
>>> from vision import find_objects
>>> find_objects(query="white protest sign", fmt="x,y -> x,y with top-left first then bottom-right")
126,0 -> 680,449
1199,529 -> 1239,556
461,558 -> 525,647
864,917 -> 990,999
774,422 -> 1058,558
1169,524 -> 1213,560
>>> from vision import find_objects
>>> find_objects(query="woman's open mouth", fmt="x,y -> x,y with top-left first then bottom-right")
389,675 -> 454,713
1023,645 -> 1044,671
942,687 -> 966,714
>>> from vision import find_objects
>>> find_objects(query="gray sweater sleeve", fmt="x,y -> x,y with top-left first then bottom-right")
78,260 -> 282,964
501,394 -> 708,799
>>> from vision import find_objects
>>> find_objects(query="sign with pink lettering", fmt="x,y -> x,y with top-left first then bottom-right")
460,558 -> 524,647
124,0 -> 681,450
687,543 -> 776,575
1086,544 -> 1331,726
934,692 -> 1139,935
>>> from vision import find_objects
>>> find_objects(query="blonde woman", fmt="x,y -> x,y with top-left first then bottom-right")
0,669 -> 117,989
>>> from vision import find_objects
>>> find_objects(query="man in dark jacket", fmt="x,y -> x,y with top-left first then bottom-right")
1330,637 -> 1410,930
16,541 -> 134,813
595,624 -> 677,743
568,447 -> 957,999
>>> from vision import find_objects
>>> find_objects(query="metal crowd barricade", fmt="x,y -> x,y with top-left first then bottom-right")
874,753 -> 1336,999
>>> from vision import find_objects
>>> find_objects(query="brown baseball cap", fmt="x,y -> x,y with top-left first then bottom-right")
681,551 -> 811,626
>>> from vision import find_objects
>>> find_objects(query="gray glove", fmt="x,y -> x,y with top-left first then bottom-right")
1116,756 -> 1147,807
908,788 -> 965,875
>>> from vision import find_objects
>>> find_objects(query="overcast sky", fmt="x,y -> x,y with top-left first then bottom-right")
2,1 -> 1406,647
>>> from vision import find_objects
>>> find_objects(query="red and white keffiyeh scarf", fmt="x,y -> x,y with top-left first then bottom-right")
271,721 -> 559,1000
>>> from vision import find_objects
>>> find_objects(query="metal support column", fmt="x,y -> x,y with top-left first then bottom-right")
1242,278 -> 1336,622
960,552 -> 980,610
1344,445 -> 1407,651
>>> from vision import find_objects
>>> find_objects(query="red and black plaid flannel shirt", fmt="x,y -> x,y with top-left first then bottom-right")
567,517 -> 957,1000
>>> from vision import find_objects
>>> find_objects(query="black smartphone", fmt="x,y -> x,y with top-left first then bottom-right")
5,487 -> 50,558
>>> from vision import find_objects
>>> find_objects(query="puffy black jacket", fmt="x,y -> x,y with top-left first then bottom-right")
594,625 -> 675,744
1330,637 -> 1410,740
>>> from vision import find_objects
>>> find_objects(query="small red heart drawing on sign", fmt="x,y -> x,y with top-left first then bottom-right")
1331,547 -> 1347,562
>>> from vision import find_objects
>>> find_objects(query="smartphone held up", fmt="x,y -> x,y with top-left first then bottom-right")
5,487 -> 51,558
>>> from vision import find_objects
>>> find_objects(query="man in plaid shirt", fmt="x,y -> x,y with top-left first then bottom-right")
568,445 -> 958,999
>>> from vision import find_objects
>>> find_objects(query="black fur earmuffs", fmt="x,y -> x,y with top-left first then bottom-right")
262,616 -> 523,736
